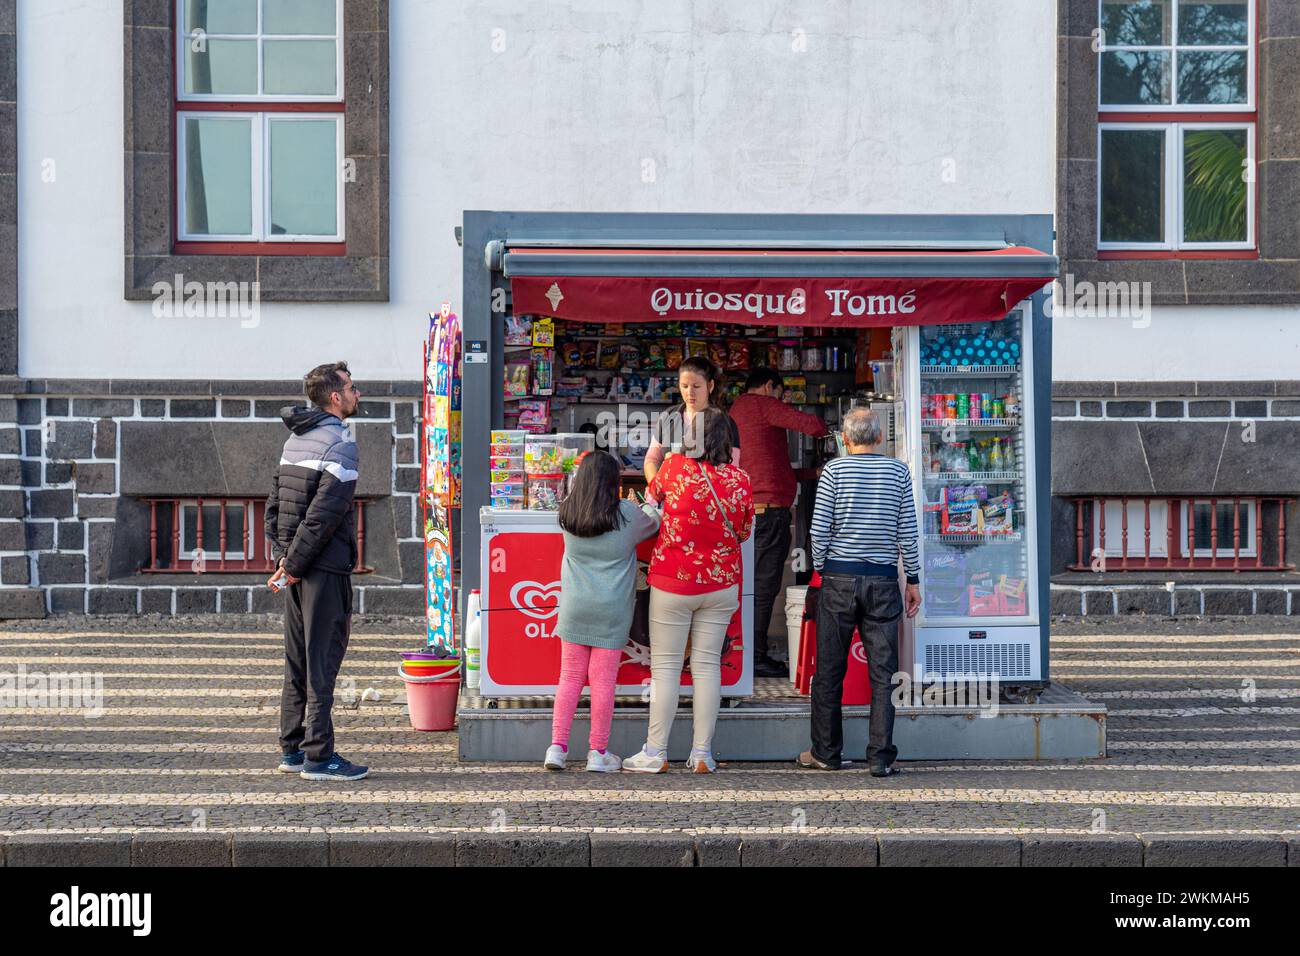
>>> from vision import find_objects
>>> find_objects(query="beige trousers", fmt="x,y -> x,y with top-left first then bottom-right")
646,585 -> 739,754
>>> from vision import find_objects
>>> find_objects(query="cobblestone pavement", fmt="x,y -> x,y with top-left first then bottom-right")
0,619 -> 1297,838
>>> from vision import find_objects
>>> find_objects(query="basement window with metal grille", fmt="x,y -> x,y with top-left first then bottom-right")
141,497 -> 373,573
1069,495 -> 1294,571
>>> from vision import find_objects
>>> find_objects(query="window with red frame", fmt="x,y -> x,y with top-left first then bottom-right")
1096,0 -> 1255,254
174,0 -> 345,253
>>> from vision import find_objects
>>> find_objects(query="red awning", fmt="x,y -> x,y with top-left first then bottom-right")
505,246 -> 1054,328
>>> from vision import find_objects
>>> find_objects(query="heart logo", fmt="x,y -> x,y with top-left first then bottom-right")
510,580 -> 561,620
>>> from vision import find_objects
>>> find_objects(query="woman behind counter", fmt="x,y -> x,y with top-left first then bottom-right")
545,451 -> 661,772
623,407 -> 755,774
643,356 -> 740,484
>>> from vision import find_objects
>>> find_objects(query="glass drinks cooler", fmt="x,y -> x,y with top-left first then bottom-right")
893,302 -> 1043,686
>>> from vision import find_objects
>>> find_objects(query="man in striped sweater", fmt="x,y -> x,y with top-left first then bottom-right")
798,407 -> 921,776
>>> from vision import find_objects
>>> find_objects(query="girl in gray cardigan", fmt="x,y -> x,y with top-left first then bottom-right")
546,451 -> 661,772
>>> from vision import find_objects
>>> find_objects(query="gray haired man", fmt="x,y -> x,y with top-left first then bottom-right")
798,407 -> 921,776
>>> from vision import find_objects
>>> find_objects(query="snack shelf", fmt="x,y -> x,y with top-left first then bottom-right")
925,532 -> 1024,543
921,364 -> 1020,377
559,366 -> 855,375
922,418 -> 1020,429
572,398 -> 676,405
559,334 -> 858,343
924,471 -> 1021,482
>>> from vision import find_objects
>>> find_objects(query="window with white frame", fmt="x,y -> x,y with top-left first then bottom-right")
1096,1 -> 1255,252
1099,0 -> 1254,109
178,501 -> 256,561
1095,499 -> 1173,558
175,0 -> 344,245
1092,498 -> 1256,558
1098,123 -> 1253,249
1185,499 -> 1256,557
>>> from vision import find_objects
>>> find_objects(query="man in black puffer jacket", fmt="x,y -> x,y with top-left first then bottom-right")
265,361 -> 368,781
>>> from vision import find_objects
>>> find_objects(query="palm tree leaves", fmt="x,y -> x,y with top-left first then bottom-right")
1183,129 -> 1248,243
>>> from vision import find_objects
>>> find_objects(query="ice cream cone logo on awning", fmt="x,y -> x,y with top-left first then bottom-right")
545,283 -> 564,311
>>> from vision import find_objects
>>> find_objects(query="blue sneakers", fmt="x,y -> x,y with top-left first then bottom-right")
300,752 -> 370,781
278,750 -> 305,773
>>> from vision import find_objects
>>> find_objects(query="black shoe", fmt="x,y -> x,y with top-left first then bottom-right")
870,762 -> 902,778
754,657 -> 786,678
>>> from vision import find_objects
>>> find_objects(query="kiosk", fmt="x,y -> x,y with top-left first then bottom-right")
448,211 -> 1106,761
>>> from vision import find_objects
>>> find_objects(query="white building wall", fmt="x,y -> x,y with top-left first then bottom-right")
17,0 -> 1054,382
1053,305 -> 1300,382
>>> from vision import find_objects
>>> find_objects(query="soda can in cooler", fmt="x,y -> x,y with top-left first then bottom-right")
968,393 -> 982,420
956,393 -> 969,420
981,393 -> 993,417
945,394 -> 957,420
992,398 -> 1005,419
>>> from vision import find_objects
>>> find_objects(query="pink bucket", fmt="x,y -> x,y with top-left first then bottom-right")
400,665 -> 460,731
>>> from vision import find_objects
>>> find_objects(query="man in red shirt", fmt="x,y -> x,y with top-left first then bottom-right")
729,368 -> 829,677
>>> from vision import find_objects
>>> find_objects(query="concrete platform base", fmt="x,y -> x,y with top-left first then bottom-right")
4,831 -> 1291,867
458,682 -> 1106,762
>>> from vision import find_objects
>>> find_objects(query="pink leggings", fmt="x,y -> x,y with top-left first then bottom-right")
551,640 -> 623,752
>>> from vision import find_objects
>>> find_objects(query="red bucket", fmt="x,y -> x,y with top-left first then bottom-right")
400,665 -> 460,731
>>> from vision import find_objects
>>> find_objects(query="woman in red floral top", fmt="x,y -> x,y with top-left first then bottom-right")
622,408 -> 754,775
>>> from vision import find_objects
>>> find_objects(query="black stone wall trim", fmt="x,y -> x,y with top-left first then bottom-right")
1054,380 -> 1300,399
1052,397 -> 1299,419
0,376 -> 419,397
123,1 -> 389,302
1051,584 -> 1300,617
0,0 -> 16,375
1058,0 -> 1300,304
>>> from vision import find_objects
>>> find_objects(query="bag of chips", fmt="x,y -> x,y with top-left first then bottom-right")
532,317 -> 555,347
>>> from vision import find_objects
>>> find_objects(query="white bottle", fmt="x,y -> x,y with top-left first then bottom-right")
464,589 -> 482,690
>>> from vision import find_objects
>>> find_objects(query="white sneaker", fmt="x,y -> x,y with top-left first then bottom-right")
621,748 -> 668,773
686,750 -> 717,774
543,744 -> 568,771
585,749 -> 622,773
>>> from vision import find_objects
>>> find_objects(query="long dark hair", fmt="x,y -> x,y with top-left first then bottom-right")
557,450 -> 624,538
687,406 -> 733,467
